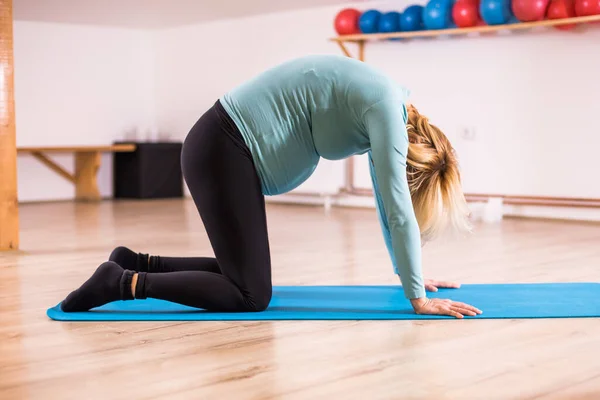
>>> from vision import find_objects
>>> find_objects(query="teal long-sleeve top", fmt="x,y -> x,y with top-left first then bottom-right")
220,55 -> 425,299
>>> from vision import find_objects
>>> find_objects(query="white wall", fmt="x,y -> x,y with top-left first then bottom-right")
152,2 -> 600,200
14,21 -> 155,202
14,4 -> 600,203
151,6 -> 348,195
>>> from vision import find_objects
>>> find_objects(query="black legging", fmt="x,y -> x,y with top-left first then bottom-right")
135,100 -> 272,311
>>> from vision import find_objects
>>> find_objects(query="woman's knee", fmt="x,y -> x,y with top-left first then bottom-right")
244,285 -> 272,312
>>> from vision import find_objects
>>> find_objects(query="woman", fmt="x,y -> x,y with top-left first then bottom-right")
61,55 -> 481,319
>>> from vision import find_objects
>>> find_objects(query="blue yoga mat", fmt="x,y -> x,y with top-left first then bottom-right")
47,283 -> 600,321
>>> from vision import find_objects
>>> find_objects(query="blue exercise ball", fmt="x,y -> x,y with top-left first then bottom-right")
359,9 -> 382,33
508,15 -> 520,24
400,5 -> 424,31
423,0 -> 455,30
378,11 -> 401,33
480,0 -> 513,25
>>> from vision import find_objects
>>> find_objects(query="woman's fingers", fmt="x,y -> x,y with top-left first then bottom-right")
446,309 -> 464,319
430,302 -> 464,319
425,283 -> 439,292
450,301 -> 482,314
414,297 -> 482,318
435,280 -> 461,289
425,279 -> 461,289
451,306 -> 477,316
436,300 -> 480,318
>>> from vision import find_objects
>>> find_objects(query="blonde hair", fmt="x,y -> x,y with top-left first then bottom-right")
405,104 -> 471,242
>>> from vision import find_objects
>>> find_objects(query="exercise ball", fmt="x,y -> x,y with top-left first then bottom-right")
423,0 -> 455,29
480,0 -> 513,24
575,0 -> 600,15
379,11 -> 402,32
452,0 -> 482,27
359,9 -> 382,33
547,0 -> 576,29
400,5 -> 425,30
334,8 -> 362,35
512,0 -> 551,21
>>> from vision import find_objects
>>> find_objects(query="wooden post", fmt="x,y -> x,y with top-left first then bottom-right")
74,151 -> 102,201
358,41 -> 364,62
0,0 -> 18,251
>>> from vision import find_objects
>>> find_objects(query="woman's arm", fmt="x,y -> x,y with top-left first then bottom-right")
364,100 -> 425,300
370,153 -> 465,294
368,152 -> 405,280
364,99 -> 482,318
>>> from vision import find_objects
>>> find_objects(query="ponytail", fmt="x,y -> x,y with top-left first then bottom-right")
406,104 -> 471,241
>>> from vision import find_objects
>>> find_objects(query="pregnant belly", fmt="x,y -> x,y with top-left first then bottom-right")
258,153 -> 320,196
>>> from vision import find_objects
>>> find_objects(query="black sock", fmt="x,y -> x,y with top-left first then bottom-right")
61,261 -> 134,312
109,246 -> 149,272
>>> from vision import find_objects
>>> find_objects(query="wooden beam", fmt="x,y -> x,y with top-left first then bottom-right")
330,15 -> 600,42
0,0 -> 18,251
30,152 -> 75,183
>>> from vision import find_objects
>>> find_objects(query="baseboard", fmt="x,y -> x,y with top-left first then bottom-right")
503,204 -> 600,222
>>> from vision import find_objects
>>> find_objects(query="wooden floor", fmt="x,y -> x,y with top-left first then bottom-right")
1,199 -> 600,400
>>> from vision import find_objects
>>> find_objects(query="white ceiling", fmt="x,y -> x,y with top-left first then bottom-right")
14,0 -> 370,29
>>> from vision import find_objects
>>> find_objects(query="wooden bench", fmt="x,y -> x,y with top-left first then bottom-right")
17,145 -> 136,201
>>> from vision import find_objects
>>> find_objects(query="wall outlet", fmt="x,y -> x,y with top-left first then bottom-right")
460,126 -> 477,141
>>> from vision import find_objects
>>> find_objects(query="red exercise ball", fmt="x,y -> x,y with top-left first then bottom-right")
512,0 -> 551,21
575,0 -> 600,15
452,0 -> 481,27
334,8 -> 362,35
547,0 -> 577,29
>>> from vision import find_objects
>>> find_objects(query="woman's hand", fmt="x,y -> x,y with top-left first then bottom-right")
424,279 -> 461,292
410,297 -> 482,319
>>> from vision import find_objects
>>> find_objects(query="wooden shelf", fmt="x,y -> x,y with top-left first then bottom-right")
330,15 -> 600,43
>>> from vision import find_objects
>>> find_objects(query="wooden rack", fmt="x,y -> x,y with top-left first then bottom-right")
330,15 -> 600,61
